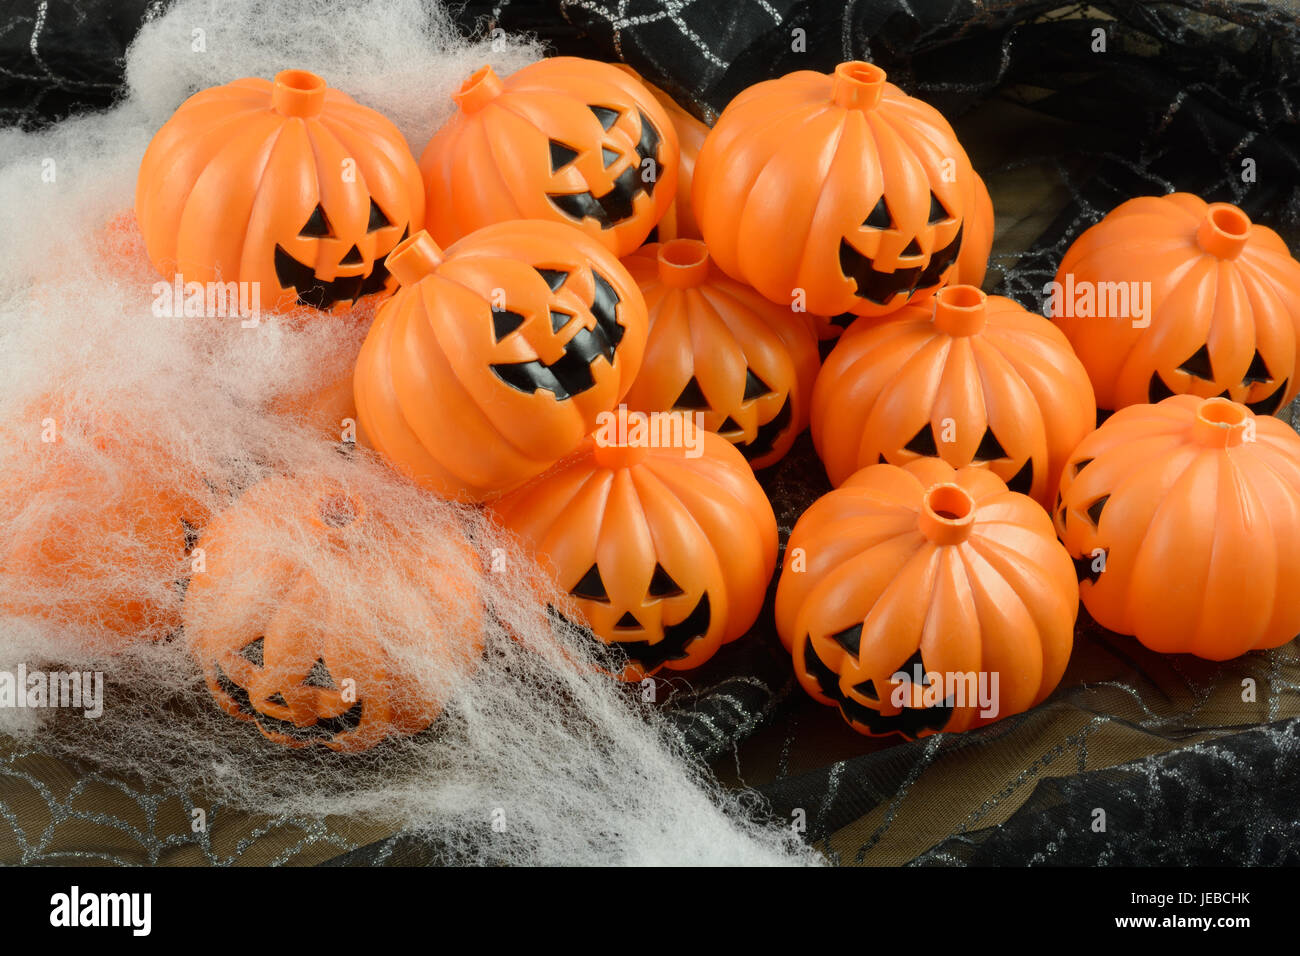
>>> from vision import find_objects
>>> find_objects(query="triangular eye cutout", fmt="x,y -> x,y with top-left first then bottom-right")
973,428 -> 1008,462
571,564 -> 609,602
648,564 -> 683,598
1177,343 -> 1215,381
901,237 -> 923,256
366,198 -> 390,232
928,193 -> 949,224
240,637 -> 264,668
535,267 -> 569,291
589,105 -> 619,130
1086,494 -> 1110,528
1243,349 -> 1273,385
672,376 -> 710,410
831,622 -> 862,656
1006,458 -> 1034,496
905,423 -> 938,456
550,310 -> 572,333
863,196 -> 891,229
1073,457 -> 1094,477
266,692 -> 288,708
614,611 -> 640,629
742,368 -> 773,401
303,658 -> 336,689
298,204 -> 332,238
492,309 -> 526,342
549,140 -> 580,173
601,147 -> 620,168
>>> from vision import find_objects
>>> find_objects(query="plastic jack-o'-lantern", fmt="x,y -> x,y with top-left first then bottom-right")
621,239 -> 820,469
136,69 -> 424,313
1052,193 -> 1300,415
694,60 -> 976,319
353,222 -> 648,501
184,477 -> 483,751
491,428 -> 778,681
613,66 -> 711,243
1055,395 -> 1300,660
775,459 -> 1077,737
812,285 -> 1096,507
0,404 -> 206,645
421,58 -> 680,258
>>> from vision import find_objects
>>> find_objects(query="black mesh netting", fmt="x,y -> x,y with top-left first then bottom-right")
3,0 -> 1300,865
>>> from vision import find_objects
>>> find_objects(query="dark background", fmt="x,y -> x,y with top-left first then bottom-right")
2,0 -> 1300,866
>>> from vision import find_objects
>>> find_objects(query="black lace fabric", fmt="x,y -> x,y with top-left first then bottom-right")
2,0 -> 1299,865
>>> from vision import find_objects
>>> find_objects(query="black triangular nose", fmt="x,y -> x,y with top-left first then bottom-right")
341,244 -> 363,265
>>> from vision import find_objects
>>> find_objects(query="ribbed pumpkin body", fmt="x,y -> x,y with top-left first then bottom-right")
694,61 -> 975,318
421,58 -> 679,258
1052,193 -> 1300,414
0,408 -> 205,645
491,431 -> 778,681
621,239 -> 820,468
775,459 -> 1078,737
1055,395 -> 1300,660
353,222 -> 648,501
621,71 -> 709,242
953,170 -> 994,290
812,286 -> 1096,507
136,70 -> 423,313
183,478 -> 482,751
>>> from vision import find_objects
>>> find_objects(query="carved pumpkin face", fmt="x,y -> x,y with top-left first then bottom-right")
353,222 -> 648,501
812,286 -> 1096,507
491,431 -> 778,681
1053,194 -> 1300,414
1054,395 -> 1300,660
136,70 -> 424,313
694,61 -> 975,318
420,58 -> 679,258
184,478 -> 482,751
775,459 -> 1078,737
621,240 -> 821,468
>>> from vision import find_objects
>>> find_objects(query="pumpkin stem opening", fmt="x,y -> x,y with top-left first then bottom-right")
385,231 -> 445,286
657,239 -> 710,288
1196,203 -> 1251,259
932,285 -> 988,337
919,483 -> 976,544
832,61 -> 887,110
1193,397 -> 1251,447
271,70 -> 327,118
454,65 -> 506,113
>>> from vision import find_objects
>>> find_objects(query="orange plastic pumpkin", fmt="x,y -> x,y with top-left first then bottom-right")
1055,395 -> 1300,660
613,67 -> 710,242
775,458 -> 1078,737
694,60 -> 976,319
812,285 -> 1096,507
491,428 -> 778,681
1051,193 -> 1300,414
0,404 -> 206,644
621,239 -> 820,468
420,58 -> 680,258
353,222 -> 648,501
136,70 -> 424,313
183,477 -> 482,751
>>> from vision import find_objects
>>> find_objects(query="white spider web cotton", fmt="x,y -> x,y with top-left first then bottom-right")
0,0 -> 817,866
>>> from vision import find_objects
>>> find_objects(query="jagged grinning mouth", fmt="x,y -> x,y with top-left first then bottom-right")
545,110 -> 662,229
802,637 -> 953,738
214,664 -> 365,743
839,225 -> 964,305
273,225 -> 409,310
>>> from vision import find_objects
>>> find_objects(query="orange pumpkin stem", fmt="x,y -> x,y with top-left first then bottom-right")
454,65 -> 506,113
1192,397 -> 1251,448
917,482 -> 976,545
271,69 -> 328,118
931,285 -> 988,337
657,239 -> 711,288
591,439 -> 650,470
1196,203 -> 1251,259
831,61 -> 887,110
385,230 -> 445,287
